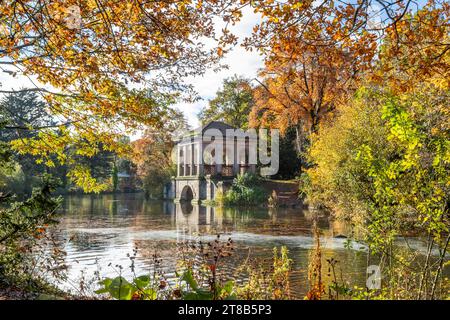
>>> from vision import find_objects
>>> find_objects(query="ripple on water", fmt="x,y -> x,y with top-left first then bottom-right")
50,194 -> 442,298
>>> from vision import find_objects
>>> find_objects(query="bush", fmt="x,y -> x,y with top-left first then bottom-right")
306,87 -> 390,221
0,175 -> 66,296
306,84 -> 450,299
222,173 -> 267,206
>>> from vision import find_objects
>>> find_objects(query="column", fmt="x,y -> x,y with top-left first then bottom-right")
233,137 -> 239,175
197,141 -> 203,176
177,145 -> 181,177
183,144 -> 188,176
191,143 -> 195,175
216,142 -> 223,175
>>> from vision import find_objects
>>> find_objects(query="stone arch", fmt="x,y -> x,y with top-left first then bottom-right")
180,185 -> 194,202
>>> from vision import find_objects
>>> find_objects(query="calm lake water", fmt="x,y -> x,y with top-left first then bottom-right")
51,193 -> 442,298
50,193 -> 371,298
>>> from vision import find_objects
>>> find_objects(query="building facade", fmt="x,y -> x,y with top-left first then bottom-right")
165,121 -> 256,203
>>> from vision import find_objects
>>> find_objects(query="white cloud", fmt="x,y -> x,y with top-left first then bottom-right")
0,67 -> 36,91
173,7 -> 264,128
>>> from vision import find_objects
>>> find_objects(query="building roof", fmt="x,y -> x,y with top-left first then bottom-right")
174,121 -> 237,142
196,121 -> 237,135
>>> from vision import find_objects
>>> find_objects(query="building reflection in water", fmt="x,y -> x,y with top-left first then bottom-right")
163,202 -> 223,236
162,201 -> 353,241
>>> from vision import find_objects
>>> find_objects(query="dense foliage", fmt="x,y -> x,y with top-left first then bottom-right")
0,0 -> 448,300
306,84 -> 449,298
0,91 -> 137,194
299,4 -> 450,299
133,108 -> 188,198
198,75 -> 254,129
221,173 -> 267,206
0,123 -> 65,296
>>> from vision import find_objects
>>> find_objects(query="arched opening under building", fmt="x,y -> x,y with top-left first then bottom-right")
180,185 -> 194,215
180,185 -> 194,202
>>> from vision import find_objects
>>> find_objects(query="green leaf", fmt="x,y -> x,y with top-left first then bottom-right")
195,290 -> 214,300
95,278 -> 113,294
143,288 -> 157,300
182,292 -> 201,300
182,289 -> 213,300
108,276 -> 134,300
133,275 -> 151,288
221,280 -> 235,295
225,293 -> 237,300
94,288 -> 110,294
181,269 -> 198,291
99,278 -> 113,288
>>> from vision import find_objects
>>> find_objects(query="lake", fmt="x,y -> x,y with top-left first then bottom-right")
51,193 -> 390,298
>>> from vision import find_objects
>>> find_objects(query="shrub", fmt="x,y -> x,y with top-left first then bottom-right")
306,84 -> 450,299
236,246 -> 292,300
0,175 -> 66,296
222,173 -> 267,206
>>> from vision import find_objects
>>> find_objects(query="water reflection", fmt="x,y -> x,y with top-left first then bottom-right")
55,193 -> 367,298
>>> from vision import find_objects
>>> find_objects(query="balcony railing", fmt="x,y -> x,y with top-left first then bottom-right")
204,165 -> 216,176
221,165 -> 234,177
179,165 -> 200,176
179,165 -> 252,177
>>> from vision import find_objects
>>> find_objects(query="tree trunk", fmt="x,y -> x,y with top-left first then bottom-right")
294,120 -> 306,154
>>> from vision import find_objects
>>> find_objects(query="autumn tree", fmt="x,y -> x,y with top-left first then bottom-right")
132,108 -> 188,198
245,0 -> 449,113
373,4 -> 450,91
0,91 -> 57,194
0,0 -> 242,191
246,0 -> 449,65
249,41 -> 368,154
246,0 -> 379,157
304,7 -> 449,299
198,75 -> 254,129
247,1 -> 448,164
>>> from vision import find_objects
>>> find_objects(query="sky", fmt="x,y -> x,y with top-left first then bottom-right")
172,7 -> 264,128
0,7 -> 264,131
0,63 -> 37,90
